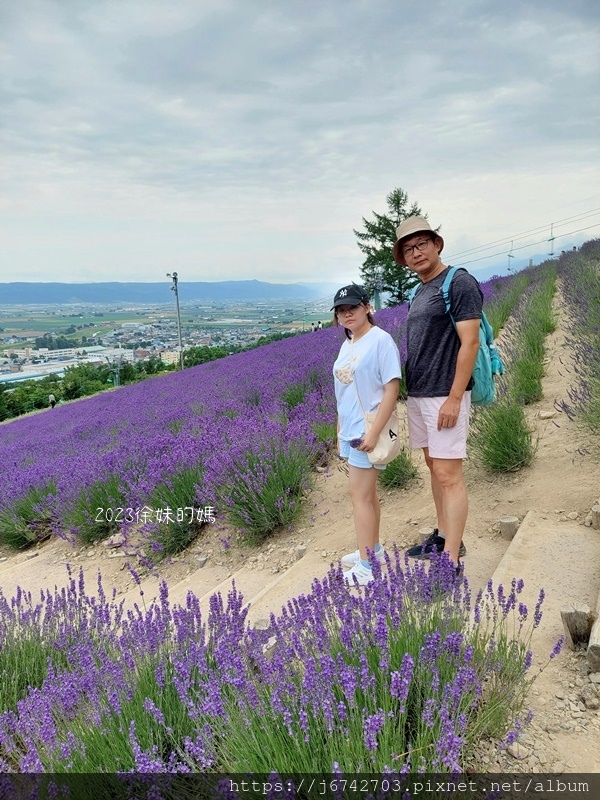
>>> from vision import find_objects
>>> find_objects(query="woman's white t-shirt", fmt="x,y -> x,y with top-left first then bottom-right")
333,326 -> 402,441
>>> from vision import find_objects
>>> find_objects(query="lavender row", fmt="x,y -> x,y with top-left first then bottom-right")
0,554 -> 553,773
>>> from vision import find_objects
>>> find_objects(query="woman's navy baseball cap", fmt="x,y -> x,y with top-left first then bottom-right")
331,284 -> 370,310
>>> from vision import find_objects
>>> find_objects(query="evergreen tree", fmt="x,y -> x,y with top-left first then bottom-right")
354,187 -> 425,306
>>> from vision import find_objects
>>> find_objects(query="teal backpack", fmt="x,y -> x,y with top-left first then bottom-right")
409,267 -> 504,406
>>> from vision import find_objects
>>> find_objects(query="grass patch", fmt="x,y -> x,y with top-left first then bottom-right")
0,483 -> 56,549
379,449 -> 418,489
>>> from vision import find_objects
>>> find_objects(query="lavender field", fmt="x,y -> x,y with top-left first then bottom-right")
1,276 -> 511,555
1,270 -> 564,777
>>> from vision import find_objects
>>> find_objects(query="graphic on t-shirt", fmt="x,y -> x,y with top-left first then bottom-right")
334,354 -> 359,384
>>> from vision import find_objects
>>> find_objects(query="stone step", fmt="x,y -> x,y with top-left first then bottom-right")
490,509 -> 600,662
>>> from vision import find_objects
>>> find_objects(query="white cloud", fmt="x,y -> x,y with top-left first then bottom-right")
0,0 -> 598,284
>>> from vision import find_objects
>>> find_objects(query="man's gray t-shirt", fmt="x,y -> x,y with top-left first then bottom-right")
406,267 -> 483,397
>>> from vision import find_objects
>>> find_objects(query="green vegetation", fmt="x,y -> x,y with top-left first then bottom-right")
64,475 -> 125,543
0,357 -> 174,421
355,187 -> 424,305
146,466 -> 205,559
0,483 -> 56,550
470,401 -> 536,472
379,448 -> 419,489
556,240 -> 600,436
469,264 -> 556,472
485,274 -> 530,337
509,266 -> 556,406
223,442 -> 313,543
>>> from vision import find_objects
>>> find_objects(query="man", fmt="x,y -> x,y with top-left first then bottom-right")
393,217 -> 482,572
48,393 -> 56,409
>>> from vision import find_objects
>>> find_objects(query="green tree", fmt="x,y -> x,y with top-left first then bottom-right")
183,345 -> 233,368
354,187 -> 425,306
0,385 -> 10,421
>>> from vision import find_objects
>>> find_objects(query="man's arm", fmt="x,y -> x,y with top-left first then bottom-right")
437,318 -> 480,430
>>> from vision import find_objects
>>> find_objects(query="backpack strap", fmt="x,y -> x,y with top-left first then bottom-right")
440,266 -> 463,318
407,284 -> 419,306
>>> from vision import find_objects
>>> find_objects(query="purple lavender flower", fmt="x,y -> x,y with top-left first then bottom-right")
550,636 -> 564,659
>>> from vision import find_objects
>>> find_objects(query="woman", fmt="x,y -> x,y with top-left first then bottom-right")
332,284 -> 401,585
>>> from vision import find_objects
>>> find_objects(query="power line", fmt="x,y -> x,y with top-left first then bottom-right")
446,208 -> 600,260
451,223 -> 600,268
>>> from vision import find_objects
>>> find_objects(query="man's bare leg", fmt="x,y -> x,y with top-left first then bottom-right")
428,457 -> 467,563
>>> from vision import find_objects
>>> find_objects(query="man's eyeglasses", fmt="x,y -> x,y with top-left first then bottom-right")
402,238 -> 432,258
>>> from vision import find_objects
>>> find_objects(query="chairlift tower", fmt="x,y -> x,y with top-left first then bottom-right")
548,223 -> 555,257
507,240 -> 515,273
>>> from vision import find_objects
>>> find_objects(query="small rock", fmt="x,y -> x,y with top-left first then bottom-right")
507,742 -> 528,760
197,555 -> 208,568
539,411 -> 556,420
589,673 -> 600,684
321,550 -> 327,558
26,552 -> 39,560
580,685 -> 600,710
585,514 -> 593,527
552,762 -> 565,773
567,511 -> 579,520
107,551 -> 127,559
106,533 -> 126,549
0,557 -> 8,563
555,690 -> 565,700
253,618 -> 270,631
262,635 -> 277,654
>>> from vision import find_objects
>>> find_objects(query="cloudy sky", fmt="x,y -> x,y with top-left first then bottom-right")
1,0 -> 598,285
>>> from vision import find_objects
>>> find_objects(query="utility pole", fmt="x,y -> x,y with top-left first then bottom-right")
167,272 -> 184,370
373,267 -> 383,311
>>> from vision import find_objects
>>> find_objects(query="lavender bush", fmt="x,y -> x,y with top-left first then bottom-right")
0,557 -> 554,774
469,262 -> 558,472
556,239 -> 600,435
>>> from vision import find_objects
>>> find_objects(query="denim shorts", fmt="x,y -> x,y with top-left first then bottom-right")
339,438 -> 386,470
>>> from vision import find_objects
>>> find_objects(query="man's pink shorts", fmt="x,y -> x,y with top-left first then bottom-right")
406,393 -> 471,459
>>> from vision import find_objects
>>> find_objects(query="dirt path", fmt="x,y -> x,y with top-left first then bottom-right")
1,284 -> 599,772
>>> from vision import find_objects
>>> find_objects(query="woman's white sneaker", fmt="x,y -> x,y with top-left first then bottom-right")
343,562 -> 375,586
341,547 -> 386,567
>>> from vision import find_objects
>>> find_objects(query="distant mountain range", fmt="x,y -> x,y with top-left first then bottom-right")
0,280 -> 342,305
0,249 -> 567,306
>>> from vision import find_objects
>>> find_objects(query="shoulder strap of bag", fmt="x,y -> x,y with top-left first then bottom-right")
348,338 -> 366,416
440,266 -> 462,320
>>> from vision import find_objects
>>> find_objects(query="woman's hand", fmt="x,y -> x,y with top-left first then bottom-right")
358,429 -> 379,452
